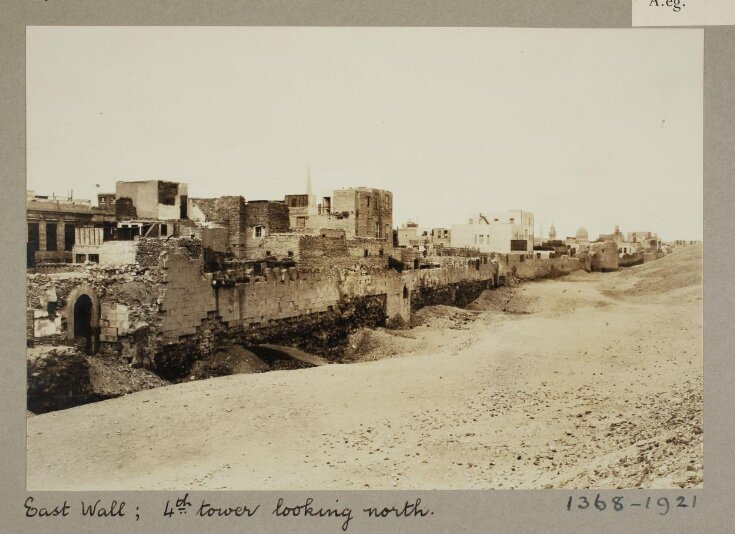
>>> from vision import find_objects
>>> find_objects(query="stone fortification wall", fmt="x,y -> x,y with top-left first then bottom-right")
28,239 -> 585,379
404,258 -> 499,312
503,256 -> 582,280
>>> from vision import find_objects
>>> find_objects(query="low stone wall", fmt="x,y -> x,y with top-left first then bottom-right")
620,251 -> 645,267
506,257 -> 581,280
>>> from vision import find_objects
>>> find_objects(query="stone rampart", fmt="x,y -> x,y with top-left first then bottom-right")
28,241 -> 585,378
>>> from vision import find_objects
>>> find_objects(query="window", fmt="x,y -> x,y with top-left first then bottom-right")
254,226 -> 265,238
88,254 -> 99,263
366,196 -> 371,207
28,223 -> 40,252
160,224 -> 168,236
75,254 -> 86,263
64,223 -> 75,251
46,223 -> 58,251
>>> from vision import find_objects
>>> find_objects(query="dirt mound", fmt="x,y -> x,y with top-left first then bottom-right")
188,345 -> 270,380
341,328 -> 424,362
411,305 -> 477,329
87,356 -> 169,398
603,245 -> 702,298
467,287 -> 537,315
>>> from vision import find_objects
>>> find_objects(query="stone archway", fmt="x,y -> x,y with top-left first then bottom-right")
66,285 -> 100,354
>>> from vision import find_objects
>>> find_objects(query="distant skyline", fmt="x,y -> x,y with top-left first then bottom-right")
27,27 -> 703,241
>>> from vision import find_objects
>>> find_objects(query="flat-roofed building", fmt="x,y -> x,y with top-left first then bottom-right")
450,210 -> 534,254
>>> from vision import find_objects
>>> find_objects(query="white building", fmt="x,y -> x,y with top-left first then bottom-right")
450,210 -> 534,253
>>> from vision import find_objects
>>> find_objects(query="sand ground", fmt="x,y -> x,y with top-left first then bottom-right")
26,245 -> 703,490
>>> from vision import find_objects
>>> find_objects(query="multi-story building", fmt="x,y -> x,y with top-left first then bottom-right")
114,180 -> 189,220
450,209 -> 534,254
626,231 -> 660,253
26,191 -> 116,267
285,186 -> 393,240
395,221 -> 420,248
430,228 -> 451,247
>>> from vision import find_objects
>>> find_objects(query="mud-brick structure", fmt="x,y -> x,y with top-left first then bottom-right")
589,241 -> 620,272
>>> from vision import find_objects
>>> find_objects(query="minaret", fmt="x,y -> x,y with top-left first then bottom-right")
306,166 -> 316,208
549,223 -> 557,241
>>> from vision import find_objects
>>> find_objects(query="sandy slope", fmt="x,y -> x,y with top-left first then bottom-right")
27,245 -> 703,490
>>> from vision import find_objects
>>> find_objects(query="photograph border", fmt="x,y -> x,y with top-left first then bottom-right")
2,1 -> 733,533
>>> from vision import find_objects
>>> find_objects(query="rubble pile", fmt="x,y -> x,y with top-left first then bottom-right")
188,345 -> 270,380
27,347 -> 95,413
87,356 -> 170,399
27,346 -> 171,414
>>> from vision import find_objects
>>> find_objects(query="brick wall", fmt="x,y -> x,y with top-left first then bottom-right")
100,302 -> 130,342
246,201 -> 290,232
159,247 -> 216,340
244,201 -> 291,259
190,196 -> 248,257
250,233 -> 303,261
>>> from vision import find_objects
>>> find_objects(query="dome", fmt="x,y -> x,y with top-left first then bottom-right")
576,227 -> 589,240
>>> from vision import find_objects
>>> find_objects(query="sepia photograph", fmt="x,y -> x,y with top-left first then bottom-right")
24,26 -> 703,492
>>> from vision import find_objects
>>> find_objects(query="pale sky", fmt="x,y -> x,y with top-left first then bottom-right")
27,27 -> 703,241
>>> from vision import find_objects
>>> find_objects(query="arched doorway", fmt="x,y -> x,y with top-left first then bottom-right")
66,285 -> 100,354
73,294 -> 93,353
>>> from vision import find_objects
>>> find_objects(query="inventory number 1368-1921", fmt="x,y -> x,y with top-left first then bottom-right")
566,494 -> 697,515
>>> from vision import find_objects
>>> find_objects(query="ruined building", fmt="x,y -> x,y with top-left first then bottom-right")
285,187 -> 393,240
